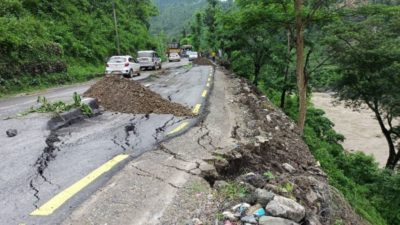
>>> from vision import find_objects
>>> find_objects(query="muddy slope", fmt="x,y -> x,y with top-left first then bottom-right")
83,76 -> 193,117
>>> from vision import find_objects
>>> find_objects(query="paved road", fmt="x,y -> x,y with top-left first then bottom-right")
0,59 -> 189,119
0,59 -> 213,225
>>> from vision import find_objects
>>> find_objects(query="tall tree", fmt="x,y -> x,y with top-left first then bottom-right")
326,4 -> 400,169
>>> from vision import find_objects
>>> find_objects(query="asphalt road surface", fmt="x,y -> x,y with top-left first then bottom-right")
0,59 -> 213,225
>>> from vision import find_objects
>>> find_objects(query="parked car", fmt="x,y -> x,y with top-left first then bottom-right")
137,50 -> 162,70
105,55 -> 140,78
188,51 -> 198,61
168,52 -> 181,62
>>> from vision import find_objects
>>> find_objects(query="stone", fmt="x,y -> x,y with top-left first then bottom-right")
306,214 -> 322,225
255,188 -> 275,206
306,190 -> 318,204
222,211 -> 238,221
192,218 -> 203,225
236,172 -> 265,188
282,163 -> 296,173
246,203 -> 262,215
6,129 -> 17,137
241,215 -> 257,224
214,180 -> 229,190
265,196 -> 305,222
259,216 -> 299,225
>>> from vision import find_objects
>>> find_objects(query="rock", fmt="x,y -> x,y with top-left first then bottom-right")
240,190 -> 257,205
306,214 -> 322,225
306,190 -> 318,204
246,203 -> 262,215
232,203 -> 250,214
241,215 -> 257,224
223,211 -> 238,221
6,129 -> 17,137
237,172 -> 265,188
266,115 -> 272,122
255,188 -> 275,206
259,216 -> 299,225
192,218 -> 203,225
255,135 -> 269,143
214,180 -> 229,190
282,163 -> 296,173
265,196 -> 305,222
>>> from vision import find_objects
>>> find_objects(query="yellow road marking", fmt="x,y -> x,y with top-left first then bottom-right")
168,122 -> 189,135
202,90 -> 208,97
208,78 -> 211,82
30,154 -> 129,216
206,82 -> 210,87
192,104 -> 201,114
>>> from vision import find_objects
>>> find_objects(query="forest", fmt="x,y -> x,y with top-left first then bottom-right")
182,0 -> 400,224
0,0 -> 157,96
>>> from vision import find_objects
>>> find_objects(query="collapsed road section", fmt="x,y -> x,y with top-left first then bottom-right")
0,62 -> 214,225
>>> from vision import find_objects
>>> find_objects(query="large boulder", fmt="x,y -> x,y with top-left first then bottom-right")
255,188 -> 275,206
259,216 -> 299,225
265,196 -> 305,222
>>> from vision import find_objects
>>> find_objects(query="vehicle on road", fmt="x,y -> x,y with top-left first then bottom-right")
137,50 -> 162,70
105,55 -> 140,78
168,52 -> 181,62
181,45 -> 193,57
188,51 -> 198,61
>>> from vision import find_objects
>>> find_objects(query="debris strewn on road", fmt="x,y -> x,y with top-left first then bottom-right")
6,129 -> 18,137
84,76 -> 193,117
193,57 -> 215,66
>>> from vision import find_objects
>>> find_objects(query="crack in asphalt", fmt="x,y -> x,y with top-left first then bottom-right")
131,165 -> 181,189
158,144 -> 190,163
196,121 -> 216,151
29,133 -> 61,208
161,162 -> 201,176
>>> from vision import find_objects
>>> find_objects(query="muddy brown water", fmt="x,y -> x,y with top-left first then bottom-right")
312,92 -> 393,167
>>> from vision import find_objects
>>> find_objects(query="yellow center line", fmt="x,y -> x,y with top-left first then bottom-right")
202,90 -> 208,97
206,82 -> 210,87
168,122 -> 189,135
192,104 -> 201,115
208,78 -> 211,82
30,154 -> 130,216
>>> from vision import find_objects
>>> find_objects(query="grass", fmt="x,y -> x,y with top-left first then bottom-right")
218,181 -> 249,200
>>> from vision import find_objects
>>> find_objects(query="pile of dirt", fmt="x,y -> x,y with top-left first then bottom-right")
83,76 -> 193,117
193,57 -> 215,66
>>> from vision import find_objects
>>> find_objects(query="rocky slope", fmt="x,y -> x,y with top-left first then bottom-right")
162,67 -> 369,225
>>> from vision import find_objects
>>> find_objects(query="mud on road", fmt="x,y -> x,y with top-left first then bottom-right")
84,76 -> 193,117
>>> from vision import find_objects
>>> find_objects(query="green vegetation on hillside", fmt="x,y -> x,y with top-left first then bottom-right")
192,0 -> 400,224
0,0 -> 157,97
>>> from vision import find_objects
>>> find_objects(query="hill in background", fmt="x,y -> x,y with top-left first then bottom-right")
150,0 -> 207,39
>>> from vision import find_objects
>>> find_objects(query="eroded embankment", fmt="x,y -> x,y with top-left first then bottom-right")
199,70 -> 368,225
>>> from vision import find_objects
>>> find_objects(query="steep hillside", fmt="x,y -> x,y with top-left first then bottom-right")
150,0 -> 207,38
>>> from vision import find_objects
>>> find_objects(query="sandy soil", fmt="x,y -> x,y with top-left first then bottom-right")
312,92 -> 389,167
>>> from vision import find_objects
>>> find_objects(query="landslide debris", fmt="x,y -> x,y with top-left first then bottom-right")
83,76 -> 193,117
193,57 -> 215,66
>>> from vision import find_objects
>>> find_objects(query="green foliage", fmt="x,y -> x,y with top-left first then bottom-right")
0,0 -> 157,96
218,181 -> 249,200
325,4 -> 400,169
25,92 -> 92,117
263,171 -> 276,180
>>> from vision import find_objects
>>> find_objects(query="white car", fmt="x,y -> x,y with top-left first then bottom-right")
188,51 -> 198,61
137,50 -> 162,70
168,53 -> 181,62
105,55 -> 140,78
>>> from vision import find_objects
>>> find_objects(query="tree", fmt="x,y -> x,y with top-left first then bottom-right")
326,4 -> 400,169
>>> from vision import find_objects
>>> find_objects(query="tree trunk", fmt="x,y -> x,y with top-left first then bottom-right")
280,30 -> 292,109
254,63 -> 261,86
295,0 -> 306,135
370,103 -> 397,169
